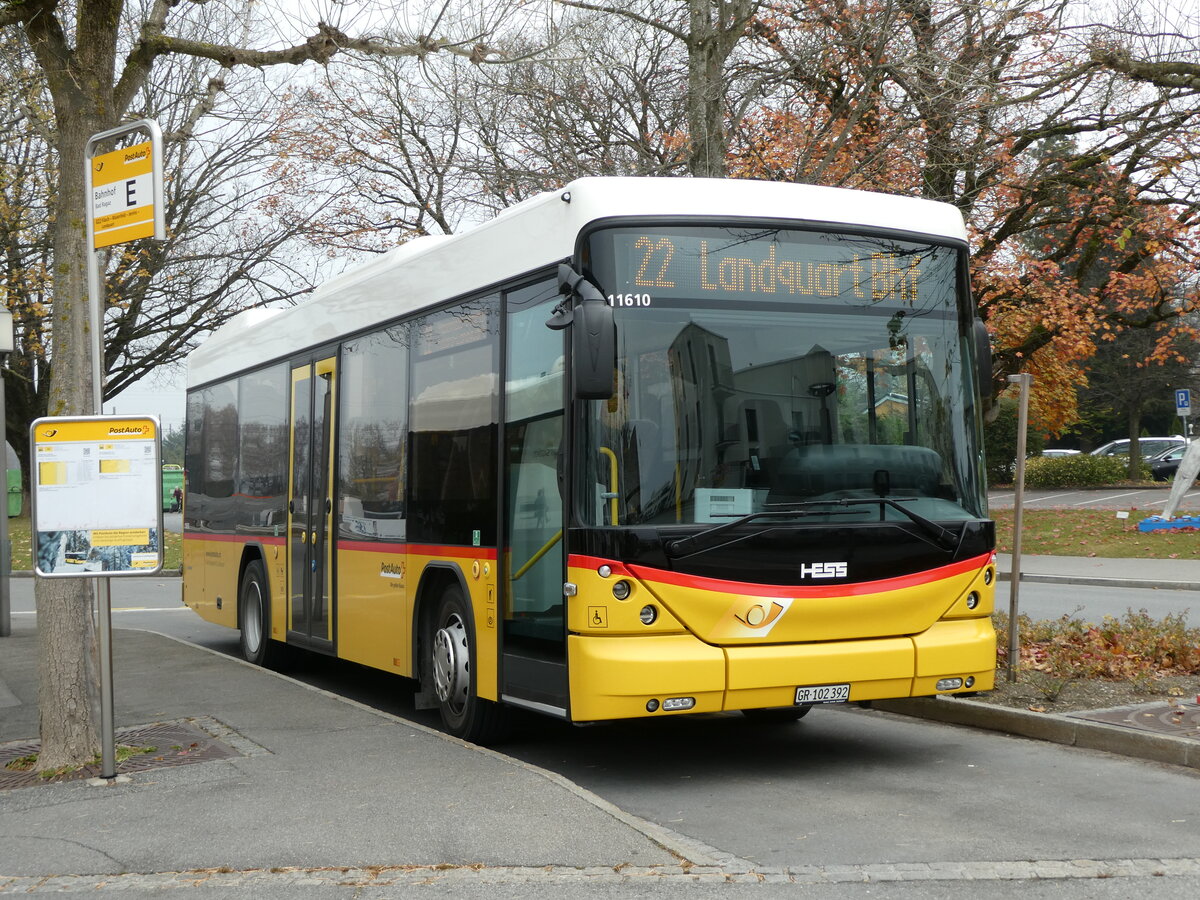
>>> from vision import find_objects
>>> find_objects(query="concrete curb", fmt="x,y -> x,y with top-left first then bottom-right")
996,572 -> 1198,590
874,697 -> 1200,770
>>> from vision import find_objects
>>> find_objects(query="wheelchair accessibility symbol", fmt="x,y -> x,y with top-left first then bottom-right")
588,606 -> 609,628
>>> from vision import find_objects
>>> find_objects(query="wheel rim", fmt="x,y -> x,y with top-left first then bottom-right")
242,581 -> 263,654
432,612 -> 469,714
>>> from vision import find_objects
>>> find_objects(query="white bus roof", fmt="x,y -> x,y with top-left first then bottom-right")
187,177 -> 968,388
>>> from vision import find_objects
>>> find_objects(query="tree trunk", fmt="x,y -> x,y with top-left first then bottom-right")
1127,403 -> 1143,482
32,100 -> 104,771
35,581 -> 100,769
686,0 -> 728,178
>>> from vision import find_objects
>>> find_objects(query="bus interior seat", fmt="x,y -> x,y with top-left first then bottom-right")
773,444 -> 943,499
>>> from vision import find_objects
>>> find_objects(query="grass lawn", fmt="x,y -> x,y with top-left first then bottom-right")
992,508 -> 1200,559
4,517 -> 182,572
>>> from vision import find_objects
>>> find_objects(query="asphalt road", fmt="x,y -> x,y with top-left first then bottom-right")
7,581 -> 1200,895
989,485 -> 1200,511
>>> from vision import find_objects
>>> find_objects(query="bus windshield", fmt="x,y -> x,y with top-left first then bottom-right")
579,225 -> 985,528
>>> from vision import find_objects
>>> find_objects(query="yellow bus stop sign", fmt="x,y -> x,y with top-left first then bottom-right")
90,140 -> 156,249
30,415 -> 164,577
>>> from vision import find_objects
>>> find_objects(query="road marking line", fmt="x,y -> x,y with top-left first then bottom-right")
1022,492 -> 1078,504
1143,489 -> 1200,510
1072,491 -> 1141,506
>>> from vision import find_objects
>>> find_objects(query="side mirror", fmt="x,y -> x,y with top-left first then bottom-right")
547,263 -> 616,399
572,296 -> 615,399
973,318 -> 992,397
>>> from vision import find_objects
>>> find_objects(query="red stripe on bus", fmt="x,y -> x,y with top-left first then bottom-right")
404,544 -> 498,560
336,540 -> 497,559
337,540 -> 406,555
183,532 -> 286,546
569,552 -> 993,598
185,532 -> 497,560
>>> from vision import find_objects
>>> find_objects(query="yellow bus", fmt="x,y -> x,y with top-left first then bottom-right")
183,177 -> 996,742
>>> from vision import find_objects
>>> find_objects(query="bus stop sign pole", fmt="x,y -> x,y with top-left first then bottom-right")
82,120 -> 166,780
1006,373 -> 1033,683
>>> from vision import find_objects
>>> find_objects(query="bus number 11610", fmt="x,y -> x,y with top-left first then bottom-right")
607,293 -> 652,307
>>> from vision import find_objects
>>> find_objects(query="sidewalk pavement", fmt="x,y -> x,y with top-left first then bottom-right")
1,558 -> 1198,888
996,552 -> 1200,590
0,620 -> 706,886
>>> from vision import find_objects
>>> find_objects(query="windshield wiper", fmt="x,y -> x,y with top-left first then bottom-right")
806,497 -> 961,551
664,504 -> 870,558
663,497 -> 962,559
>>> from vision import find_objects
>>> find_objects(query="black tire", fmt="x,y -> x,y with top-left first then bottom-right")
239,559 -> 276,667
741,704 -> 812,723
428,584 -> 509,743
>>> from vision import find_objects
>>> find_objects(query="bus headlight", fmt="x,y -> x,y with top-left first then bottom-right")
612,580 -> 632,600
639,604 -> 658,625
662,697 -> 695,711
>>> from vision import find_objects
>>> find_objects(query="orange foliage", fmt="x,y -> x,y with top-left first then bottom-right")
732,0 -> 1200,434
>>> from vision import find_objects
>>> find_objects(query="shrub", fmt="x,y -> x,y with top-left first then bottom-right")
1023,453 -> 1148,488
994,609 -> 1200,679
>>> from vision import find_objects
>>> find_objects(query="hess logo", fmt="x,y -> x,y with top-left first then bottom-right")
800,562 -> 847,579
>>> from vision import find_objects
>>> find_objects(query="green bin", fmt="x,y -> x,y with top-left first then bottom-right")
6,441 -> 20,518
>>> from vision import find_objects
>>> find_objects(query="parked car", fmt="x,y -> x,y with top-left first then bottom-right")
1041,448 -> 1081,457
1090,437 -> 1185,459
1150,444 -> 1192,482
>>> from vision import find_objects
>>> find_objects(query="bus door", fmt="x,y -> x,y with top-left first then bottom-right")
288,356 -> 337,651
501,284 -> 569,715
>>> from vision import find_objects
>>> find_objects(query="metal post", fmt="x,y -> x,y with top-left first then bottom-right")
80,118 -> 164,780
1006,373 -> 1032,682
0,352 -> 9,638
86,139 -> 113,780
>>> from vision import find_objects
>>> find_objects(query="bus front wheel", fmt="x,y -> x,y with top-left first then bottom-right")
741,705 -> 812,723
239,560 -> 275,667
429,585 -> 507,743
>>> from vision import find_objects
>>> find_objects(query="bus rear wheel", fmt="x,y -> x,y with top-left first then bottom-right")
239,560 -> 275,667
429,585 -> 508,743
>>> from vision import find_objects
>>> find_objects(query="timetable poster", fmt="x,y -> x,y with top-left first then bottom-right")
31,416 -> 163,577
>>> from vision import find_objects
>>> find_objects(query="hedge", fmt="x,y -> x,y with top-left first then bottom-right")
1022,453 -> 1149,488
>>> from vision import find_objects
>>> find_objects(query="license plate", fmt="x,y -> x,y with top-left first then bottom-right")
794,683 -> 850,705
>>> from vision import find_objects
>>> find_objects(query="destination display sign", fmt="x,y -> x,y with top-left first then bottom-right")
595,228 -> 956,310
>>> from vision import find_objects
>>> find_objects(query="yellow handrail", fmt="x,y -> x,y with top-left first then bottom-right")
512,530 -> 563,581
599,446 -> 618,524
